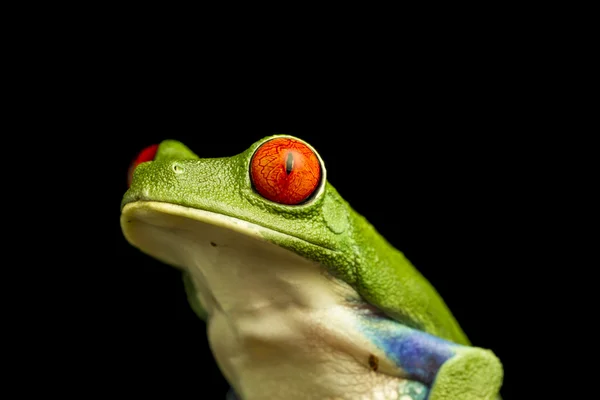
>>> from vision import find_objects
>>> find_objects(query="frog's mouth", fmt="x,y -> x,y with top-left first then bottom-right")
121,200 -> 358,320
121,200 -> 313,270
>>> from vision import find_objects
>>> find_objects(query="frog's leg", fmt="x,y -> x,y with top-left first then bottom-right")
184,273 -> 239,399
359,316 -> 503,400
427,346 -> 503,400
182,271 -> 208,321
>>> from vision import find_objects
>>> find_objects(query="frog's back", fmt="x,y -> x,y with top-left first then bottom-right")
344,204 -> 471,345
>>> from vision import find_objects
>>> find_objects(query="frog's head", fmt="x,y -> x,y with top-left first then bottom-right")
121,135 -> 359,283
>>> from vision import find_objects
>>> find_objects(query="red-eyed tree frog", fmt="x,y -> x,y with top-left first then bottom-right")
121,135 -> 503,400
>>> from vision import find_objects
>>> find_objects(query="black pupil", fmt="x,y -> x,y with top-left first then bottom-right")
285,152 -> 294,175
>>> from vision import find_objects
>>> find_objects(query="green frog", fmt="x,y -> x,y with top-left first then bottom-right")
121,135 -> 503,399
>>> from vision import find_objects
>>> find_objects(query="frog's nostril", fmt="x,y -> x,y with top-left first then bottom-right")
172,163 -> 185,174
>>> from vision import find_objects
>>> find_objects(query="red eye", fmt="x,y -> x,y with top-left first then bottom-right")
127,144 -> 158,187
250,138 -> 321,205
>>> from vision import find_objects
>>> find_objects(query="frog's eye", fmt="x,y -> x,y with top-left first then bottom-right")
127,144 -> 158,187
250,137 -> 321,205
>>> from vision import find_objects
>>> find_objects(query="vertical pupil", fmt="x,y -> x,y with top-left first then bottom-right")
285,151 -> 294,175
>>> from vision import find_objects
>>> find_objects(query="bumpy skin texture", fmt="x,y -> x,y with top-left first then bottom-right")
122,135 -> 503,399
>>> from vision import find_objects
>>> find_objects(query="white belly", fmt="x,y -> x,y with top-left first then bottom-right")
122,202 -> 408,400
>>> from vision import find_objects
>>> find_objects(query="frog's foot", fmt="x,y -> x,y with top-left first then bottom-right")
428,348 -> 503,400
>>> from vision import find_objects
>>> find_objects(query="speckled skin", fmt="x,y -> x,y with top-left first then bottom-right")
121,135 -> 503,399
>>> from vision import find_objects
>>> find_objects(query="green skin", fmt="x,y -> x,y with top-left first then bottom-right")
121,135 -> 503,399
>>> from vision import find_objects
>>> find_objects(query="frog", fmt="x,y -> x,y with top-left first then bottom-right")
120,135 -> 503,400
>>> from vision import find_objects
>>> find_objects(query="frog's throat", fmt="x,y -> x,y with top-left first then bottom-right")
121,201 -> 332,268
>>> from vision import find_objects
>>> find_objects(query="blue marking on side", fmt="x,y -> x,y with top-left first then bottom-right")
358,314 -> 459,385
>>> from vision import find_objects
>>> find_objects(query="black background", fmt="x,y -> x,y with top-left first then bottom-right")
9,12 -> 575,399
43,32 -> 551,399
